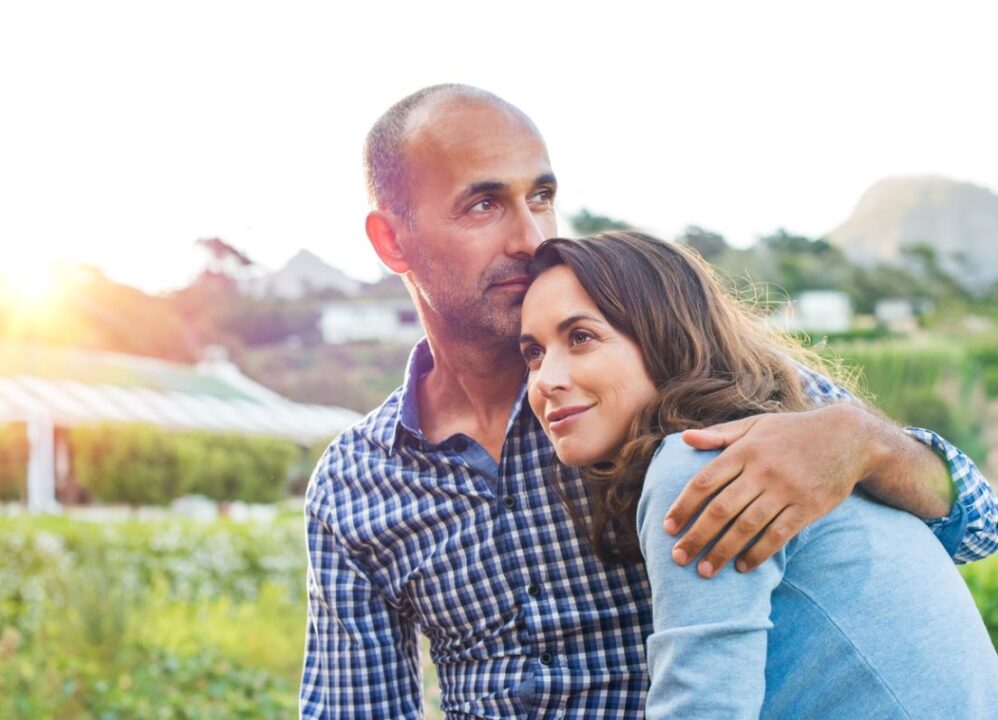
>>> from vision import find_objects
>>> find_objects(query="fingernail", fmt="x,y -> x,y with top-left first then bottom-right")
699,560 -> 714,578
672,547 -> 688,565
736,560 -> 748,573
664,517 -> 677,534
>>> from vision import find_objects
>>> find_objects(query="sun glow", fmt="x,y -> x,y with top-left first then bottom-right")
1,259 -> 61,312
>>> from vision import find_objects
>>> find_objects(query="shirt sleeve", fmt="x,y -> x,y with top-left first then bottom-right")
636,437 -> 786,720
905,427 -> 998,563
797,363 -> 998,563
300,481 -> 424,720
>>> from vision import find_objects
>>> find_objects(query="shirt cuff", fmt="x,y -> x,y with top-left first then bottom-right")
904,426 -> 968,558
924,494 -> 969,558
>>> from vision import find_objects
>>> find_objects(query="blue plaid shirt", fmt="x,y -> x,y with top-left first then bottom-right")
301,339 -> 998,719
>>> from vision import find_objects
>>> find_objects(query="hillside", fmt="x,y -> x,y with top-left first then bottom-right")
827,176 -> 998,292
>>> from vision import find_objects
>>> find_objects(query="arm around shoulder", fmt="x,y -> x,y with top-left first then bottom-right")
637,436 -> 786,719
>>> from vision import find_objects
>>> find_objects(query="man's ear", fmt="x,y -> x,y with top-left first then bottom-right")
366,211 -> 410,274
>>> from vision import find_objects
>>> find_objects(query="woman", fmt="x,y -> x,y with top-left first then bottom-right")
518,231 -> 997,718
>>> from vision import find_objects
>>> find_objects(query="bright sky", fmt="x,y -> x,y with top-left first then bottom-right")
2,1 -> 996,293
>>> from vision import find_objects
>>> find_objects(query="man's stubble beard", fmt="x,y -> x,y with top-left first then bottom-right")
408,249 -> 528,344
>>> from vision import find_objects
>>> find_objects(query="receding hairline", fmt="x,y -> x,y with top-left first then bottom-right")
363,84 -> 543,218
404,87 -> 538,139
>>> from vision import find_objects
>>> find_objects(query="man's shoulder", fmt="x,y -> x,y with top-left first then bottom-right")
320,387 -> 405,471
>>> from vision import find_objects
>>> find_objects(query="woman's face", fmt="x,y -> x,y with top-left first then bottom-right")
520,265 -> 657,466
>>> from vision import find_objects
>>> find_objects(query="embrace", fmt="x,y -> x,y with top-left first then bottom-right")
302,85 -> 998,718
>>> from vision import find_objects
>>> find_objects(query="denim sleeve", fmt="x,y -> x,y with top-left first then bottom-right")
300,480 -> 423,720
636,436 -> 786,720
905,427 -> 998,563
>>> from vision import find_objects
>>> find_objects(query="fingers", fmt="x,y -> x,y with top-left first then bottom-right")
681,416 -> 758,451
694,496 -> 785,578
735,507 -> 810,573
670,475 -> 761,570
665,454 -> 744,535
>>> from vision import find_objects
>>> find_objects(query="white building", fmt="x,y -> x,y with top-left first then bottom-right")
771,290 -> 853,333
321,299 -> 424,344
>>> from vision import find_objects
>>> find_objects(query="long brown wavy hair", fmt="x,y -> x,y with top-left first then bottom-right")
528,231 -> 844,564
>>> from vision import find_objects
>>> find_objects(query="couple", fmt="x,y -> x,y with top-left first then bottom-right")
302,84 -> 998,718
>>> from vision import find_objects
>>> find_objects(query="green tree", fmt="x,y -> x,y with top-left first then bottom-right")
569,208 -> 632,235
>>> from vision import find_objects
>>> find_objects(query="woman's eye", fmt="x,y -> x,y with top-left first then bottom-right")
570,330 -> 594,346
521,345 -> 543,366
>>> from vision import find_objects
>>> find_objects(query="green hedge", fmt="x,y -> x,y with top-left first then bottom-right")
70,424 -> 300,505
0,422 -> 28,501
828,341 -> 988,464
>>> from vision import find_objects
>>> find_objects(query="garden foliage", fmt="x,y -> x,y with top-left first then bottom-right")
71,424 -> 301,505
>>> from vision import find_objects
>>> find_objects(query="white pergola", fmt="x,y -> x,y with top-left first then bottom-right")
0,352 -> 361,512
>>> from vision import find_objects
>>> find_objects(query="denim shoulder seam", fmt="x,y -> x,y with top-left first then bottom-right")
779,579 -> 914,719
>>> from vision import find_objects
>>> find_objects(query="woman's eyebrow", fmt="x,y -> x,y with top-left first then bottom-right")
520,313 -> 604,345
556,313 -> 603,332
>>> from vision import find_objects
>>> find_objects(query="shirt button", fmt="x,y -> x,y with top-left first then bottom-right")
452,437 -> 468,452
539,652 -> 553,665
527,583 -> 541,597
502,495 -> 516,509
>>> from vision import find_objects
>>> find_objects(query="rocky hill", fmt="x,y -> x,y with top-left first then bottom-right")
827,176 -> 998,292
239,249 -> 365,299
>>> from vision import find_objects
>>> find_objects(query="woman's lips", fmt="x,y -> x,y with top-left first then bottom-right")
546,405 -> 593,434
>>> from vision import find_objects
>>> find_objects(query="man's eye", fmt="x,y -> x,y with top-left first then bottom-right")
531,189 -> 554,204
470,198 -> 497,213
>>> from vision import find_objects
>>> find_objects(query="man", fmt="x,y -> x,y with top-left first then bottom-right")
302,84 -> 997,718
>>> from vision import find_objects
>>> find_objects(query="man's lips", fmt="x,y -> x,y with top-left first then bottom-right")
546,404 -> 594,433
491,276 -> 531,290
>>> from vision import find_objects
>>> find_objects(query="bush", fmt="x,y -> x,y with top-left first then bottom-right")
70,424 -> 301,505
187,435 -> 299,503
827,340 -> 988,464
0,422 -> 28,501
0,517 -> 305,719
960,554 -> 998,648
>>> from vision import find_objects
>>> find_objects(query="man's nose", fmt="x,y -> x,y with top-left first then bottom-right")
506,202 -> 547,258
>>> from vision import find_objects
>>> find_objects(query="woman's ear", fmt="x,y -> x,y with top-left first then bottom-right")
366,211 -> 410,274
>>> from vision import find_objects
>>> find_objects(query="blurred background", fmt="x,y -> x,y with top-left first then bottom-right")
2,1 -> 996,718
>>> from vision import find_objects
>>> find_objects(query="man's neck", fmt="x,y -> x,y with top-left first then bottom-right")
417,329 -> 526,462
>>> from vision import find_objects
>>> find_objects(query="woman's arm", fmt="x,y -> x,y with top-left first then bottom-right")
637,436 -> 787,720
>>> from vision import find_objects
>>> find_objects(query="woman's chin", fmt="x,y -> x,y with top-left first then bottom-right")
554,441 -> 602,468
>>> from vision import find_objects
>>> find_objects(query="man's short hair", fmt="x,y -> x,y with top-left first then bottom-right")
363,84 -> 512,225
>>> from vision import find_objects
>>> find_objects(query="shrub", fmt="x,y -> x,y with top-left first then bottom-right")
0,422 -> 28,501
70,424 -> 301,505
71,425 -> 198,505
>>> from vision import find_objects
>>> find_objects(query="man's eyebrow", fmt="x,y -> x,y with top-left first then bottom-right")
519,313 -> 604,344
535,172 -> 557,189
455,180 -> 508,207
455,173 -> 558,208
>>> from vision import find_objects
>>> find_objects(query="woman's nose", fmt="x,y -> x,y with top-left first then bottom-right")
535,354 -> 570,396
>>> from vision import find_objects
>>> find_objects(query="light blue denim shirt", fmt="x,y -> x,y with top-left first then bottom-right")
637,434 -> 998,719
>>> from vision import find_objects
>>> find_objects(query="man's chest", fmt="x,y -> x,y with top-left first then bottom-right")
336,444 -> 651,655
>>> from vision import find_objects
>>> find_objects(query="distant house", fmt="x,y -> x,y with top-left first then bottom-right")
320,299 -> 424,344
770,290 -> 853,333
0,342 -> 360,512
874,298 -> 933,333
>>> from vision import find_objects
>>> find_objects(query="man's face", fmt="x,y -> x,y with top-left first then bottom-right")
399,100 -> 558,341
